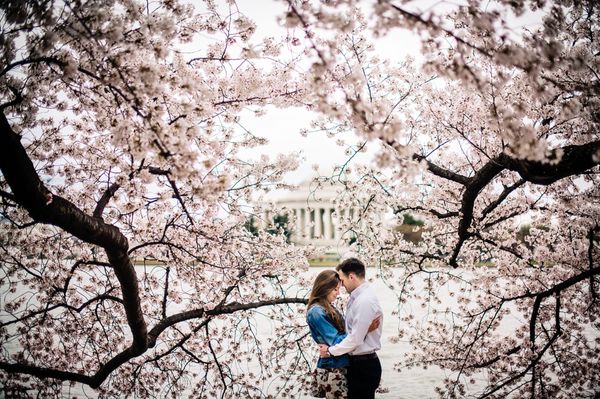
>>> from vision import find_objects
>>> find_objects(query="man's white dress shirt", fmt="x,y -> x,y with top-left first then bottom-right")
328,282 -> 382,356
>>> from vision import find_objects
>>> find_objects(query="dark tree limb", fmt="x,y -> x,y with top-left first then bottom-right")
412,140 -> 600,267
480,179 -> 526,220
394,205 -> 459,219
0,111 -> 147,383
0,297 -> 308,388
162,266 -> 170,319
497,141 -> 600,185
93,183 -> 121,220
588,225 -> 599,300
147,297 -> 308,348
412,153 -> 471,185
0,293 -> 123,328
449,160 -> 505,266
0,56 -> 65,78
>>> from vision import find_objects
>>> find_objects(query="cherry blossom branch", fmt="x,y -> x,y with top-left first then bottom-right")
213,90 -> 301,106
146,166 -> 194,225
412,153 -> 470,185
55,259 -> 112,298
146,297 -> 308,348
449,160 -> 505,266
479,179 -> 526,220
457,266 -> 598,392
527,266 -> 600,344
0,110 -> 148,377
146,321 -> 211,365
0,297 -> 307,387
395,205 -> 459,219
93,182 -> 120,219
478,295 -> 563,399
206,322 -> 228,399
162,266 -> 170,319
384,2 -> 493,58
498,141 -> 600,186
0,293 -> 123,328
471,345 -> 522,369
413,140 -> 600,266
0,56 -> 65,78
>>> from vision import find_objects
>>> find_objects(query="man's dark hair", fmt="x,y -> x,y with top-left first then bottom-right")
336,257 -> 366,278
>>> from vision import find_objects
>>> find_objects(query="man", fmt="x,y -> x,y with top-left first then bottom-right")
319,257 -> 383,399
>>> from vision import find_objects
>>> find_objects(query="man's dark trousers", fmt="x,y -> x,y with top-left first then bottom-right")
347,353 -> 381,399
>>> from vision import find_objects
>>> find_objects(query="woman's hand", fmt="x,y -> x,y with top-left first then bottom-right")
368,316 -> 381,332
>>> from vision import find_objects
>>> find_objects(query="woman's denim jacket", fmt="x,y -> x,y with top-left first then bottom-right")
306,304 -> 349,369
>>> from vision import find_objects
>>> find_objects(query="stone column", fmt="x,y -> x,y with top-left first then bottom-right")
315,207 -> 322,238
293,208 -> 302,239
324,208 -> 332,240
305,207 -> 312,238
333,208 -> 341,240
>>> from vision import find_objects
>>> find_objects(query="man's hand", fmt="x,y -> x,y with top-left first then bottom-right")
368,316 -> 382,333
319,344 -> 330,358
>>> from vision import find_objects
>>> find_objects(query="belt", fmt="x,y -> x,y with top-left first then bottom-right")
349,352 -> 378,361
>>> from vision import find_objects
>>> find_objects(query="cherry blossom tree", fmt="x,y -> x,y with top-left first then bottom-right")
1,0 -> 599,398
0,1 -> 315,397
286,0 -> 599,397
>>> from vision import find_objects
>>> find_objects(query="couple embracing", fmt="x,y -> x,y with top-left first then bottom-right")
306,258 -> 383,399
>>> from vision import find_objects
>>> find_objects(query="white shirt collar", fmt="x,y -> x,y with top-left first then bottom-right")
349,281 -> 368,301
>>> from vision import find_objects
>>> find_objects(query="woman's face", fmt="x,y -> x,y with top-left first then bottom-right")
326,281 -> 341,303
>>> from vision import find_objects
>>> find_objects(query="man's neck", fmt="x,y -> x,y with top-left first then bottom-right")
350,279 -> 366,294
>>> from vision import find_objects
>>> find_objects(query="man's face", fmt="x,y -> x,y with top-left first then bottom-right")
338,271 -> 355,293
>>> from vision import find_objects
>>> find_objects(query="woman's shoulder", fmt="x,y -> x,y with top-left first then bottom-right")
306,304 -> 326,318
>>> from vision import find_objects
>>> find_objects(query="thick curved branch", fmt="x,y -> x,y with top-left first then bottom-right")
0,56 -> 65,78
147,297 -> 308,347
480,179 -> 526,220
0,297 -> 308,387
394,205 -> 459,219
427,140 -> 600,267
0,112 -> 148,381
527,266 -> 600,343
449,160 -> 505,266
93,183 -> 120,219
0,293 -> 123,328
0,362 -> 93,385
412,153 -> 471,185
498,141 -> 600,185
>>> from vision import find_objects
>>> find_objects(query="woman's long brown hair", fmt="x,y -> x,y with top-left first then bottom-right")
307,270 -> 345,332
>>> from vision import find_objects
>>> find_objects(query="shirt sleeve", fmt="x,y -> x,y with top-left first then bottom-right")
328,297 -> 379,356
306,306 -> 347,347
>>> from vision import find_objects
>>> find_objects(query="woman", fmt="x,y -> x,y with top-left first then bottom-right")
306,270 -> 379,398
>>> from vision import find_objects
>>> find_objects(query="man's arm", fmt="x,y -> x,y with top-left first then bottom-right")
324,299 -> 381,357
307,306 -> 347,347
